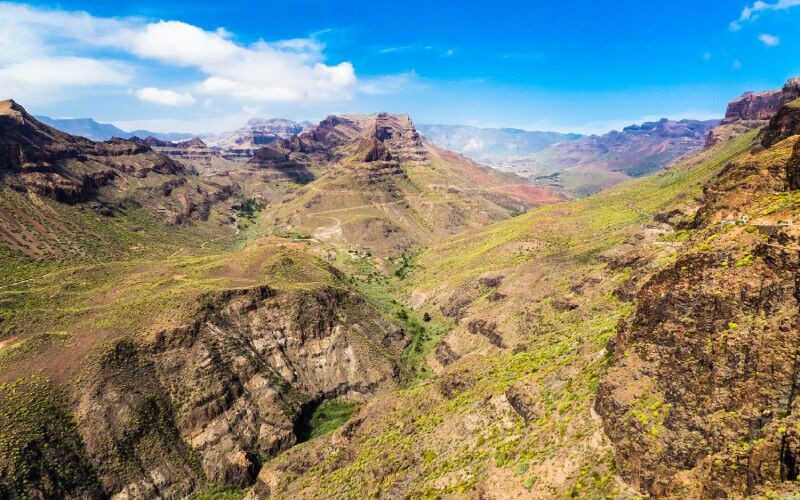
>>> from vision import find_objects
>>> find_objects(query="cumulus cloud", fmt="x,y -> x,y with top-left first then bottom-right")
0,4 -> 132,102
0,56 -> 130,103
0,3 -> 363,106
119,20 -> 356,103
136,87 -> 196,106
758,33 -> 780,46
730,0 -> 800,30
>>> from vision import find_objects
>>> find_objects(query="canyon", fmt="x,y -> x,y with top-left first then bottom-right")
2,76 -> 800,499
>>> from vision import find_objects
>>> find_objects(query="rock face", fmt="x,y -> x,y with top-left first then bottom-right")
780,78 -> 800,107
367,113 -> 426,162
596,84 -> 800,498
15,282 -> 406,499
0,99 -> 234,223
759,98 -> 800,149
722,90 -> 782,123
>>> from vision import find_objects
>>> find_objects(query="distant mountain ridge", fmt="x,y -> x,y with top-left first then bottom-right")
505,118 -> 720,196
202,117 -> 311,151
416,123 -> 582,161
34,115 -> 194,142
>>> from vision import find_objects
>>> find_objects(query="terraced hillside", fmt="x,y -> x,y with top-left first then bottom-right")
261,113 -> 563,255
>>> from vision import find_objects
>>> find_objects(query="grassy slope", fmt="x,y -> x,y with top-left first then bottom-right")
0,240 -> 341,383
260,144 -> 561,256
409,129 -> 757,292
0,124 -> 762,497
253,130 -> 758,498
0,186 -> 239,285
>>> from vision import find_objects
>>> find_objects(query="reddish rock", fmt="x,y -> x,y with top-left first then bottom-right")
722,90 -> 782,123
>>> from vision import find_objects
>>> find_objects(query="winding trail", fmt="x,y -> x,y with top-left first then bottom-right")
200,214 -> 240,250
303,200 -> 409,241
0,274 -> 50,290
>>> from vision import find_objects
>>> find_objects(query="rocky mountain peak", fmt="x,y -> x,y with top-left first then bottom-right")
358,113 -> 425,162
176,137 -> 206,148
0,99 -> 26,120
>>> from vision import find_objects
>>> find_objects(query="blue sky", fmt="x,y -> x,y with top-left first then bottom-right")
1,0 -> 799,134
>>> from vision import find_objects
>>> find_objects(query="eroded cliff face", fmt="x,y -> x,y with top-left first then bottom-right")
2,283 -> 406,499
722,90 -> 782,123
597,85 -> 800,498
0,99 -> 235,224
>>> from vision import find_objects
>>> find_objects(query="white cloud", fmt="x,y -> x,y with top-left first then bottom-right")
135,87 -> 195,106
0,56 -> 130,103
0,4 -> 132,102
0,3 -> 361,106
731,0 -> 800,28
758,33 -> 780,46
115,20 -> 356,103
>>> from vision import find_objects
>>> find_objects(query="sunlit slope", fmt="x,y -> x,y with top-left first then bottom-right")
260,113 -> 563,255
243,127 -> 759,498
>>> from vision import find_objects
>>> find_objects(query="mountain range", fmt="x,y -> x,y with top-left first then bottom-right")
3,77 -> 800,499
519,118 -> 720,196
35,115 -> 720,200
416,124 -> 583,161
34,115 -> 194,142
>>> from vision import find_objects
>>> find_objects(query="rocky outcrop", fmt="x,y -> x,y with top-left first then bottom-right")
5,283 -> 407,499
779,78 -> 800,107
0,99 -> 235,222
597,232 -> 800,496
759,98 -> 800,149
359,137 -> 392,162
302,115 -> 363,150
597,85 -> 800,497
706,86 -> 787,148
722,90 -> 782,123
176,137 -> 206,149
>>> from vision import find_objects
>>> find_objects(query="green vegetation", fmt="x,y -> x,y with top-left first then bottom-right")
297,399 -> 359,442
0,377 -> 100,498
235,198 -> 265,229
334,249 -> 454,381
